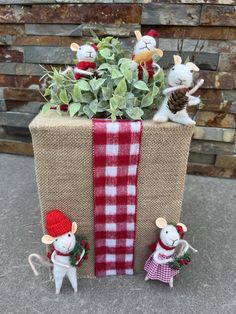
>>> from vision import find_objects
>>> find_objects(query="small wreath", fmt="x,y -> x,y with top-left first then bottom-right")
70,236 -> 90,267
169,251 -> 191,270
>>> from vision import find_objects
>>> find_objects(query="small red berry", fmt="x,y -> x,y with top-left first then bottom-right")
180,259 -> 185,265
81,240 -> 87,247
60,104 -> 68,112
76,255 -> 81,261
85,243 -> 90,250
84,255 -> 88,260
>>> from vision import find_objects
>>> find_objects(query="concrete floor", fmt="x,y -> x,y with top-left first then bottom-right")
0,154 -> 235,314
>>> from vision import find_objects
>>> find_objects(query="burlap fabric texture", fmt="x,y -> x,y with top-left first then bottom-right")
29,111 -> 194,278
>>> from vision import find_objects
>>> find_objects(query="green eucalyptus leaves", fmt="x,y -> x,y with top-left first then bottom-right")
41,34 -> 165,121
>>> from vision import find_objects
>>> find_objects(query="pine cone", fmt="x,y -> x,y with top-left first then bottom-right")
167,89 -> 188,114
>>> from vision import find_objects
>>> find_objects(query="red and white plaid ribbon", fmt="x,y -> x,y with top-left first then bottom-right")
92,119 -> 143,277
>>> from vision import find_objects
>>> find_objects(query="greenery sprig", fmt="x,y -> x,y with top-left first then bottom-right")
169,251 -> 192,270
70,236 -> 90,267
41,33 -> 166,121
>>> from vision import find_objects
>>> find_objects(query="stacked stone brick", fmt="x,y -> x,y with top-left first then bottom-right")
0,1 -> 235,177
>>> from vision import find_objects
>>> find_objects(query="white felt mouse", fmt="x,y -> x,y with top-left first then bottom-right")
70,42 -> 98,80
153,55 -> 204,125
144,217 -> 197,288
28,210 -> 87,294
132,29 -> 163,80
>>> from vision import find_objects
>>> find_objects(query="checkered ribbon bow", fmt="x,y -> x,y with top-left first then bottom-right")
92,119 -> 143,277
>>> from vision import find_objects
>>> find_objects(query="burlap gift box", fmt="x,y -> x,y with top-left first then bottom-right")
29,111 -> 194,278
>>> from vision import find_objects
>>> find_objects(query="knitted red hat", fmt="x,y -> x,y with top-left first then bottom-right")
91,43 -> 98,52
45,210 -> 72,237
147,29 -> 160,39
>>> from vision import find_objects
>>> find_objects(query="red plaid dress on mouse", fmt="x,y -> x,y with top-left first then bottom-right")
144,252 -> 179,283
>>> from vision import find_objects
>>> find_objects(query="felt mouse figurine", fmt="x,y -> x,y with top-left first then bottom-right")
144,217 -> 197,288
153,55 -> 204,125
132,29 -> 163,80
70,42 -> 98,80
28,210 -> 89,294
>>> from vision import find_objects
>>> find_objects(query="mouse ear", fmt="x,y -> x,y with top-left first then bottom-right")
70,43 -> 80,52
134,30 -> 142,41
155,217 -> 167,229
41,235 -> 55,244
186,62 -> 200,72
173,55 -> 182,65
71,222 -> 78,234
177,222 -> 187,232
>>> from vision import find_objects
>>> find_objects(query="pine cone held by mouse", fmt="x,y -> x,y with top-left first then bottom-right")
167,89 -> 188,114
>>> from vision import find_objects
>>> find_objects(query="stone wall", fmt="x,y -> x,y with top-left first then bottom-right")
0,1 -> 235,178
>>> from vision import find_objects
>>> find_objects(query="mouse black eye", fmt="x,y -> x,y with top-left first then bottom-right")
68,234 -> 71,237
172,67 -> 175,71
190,70 -> 193,73
166,231 -> 168,234
55,239 -> 58,241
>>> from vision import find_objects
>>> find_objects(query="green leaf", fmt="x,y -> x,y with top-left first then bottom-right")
100,48 -> 113,60
43,88 -> 51,97
141,93 -> 154,108
125,93 -> 135,107
111,38 -> 120,46
126,107 -> 144,120
111,68 -> 123,80
41,102 -> 51,114
89,99 -> 98,114
154,68 -> 165,83
184,56 -> 190,64
111,112 -> 117,122
113,94 -> 126,109
133,80 -> 149,91
153,55 -> 161,63
141,108 -> 155,120
97,100 -> 109,112
89,29 -> 99,42
114,78 -> 127,96
82,92 -> 94,104
59,89 -> 69,104
69,103 -> 81,117
89,78 -> 106,91
97,63 -> 111,71
102,87 -> 112,100
72,82 -> 81,102
77,79 -> 91,91
120,67 -> 133,84
53,71 -> 63,85
83,105 -> 94,119
126,92 -> 135,100
142,67 -> 149,84
104,36 -> 113,43
152,85 -> 159,97
118,58 -> 133,66
110,97 -> 118,111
